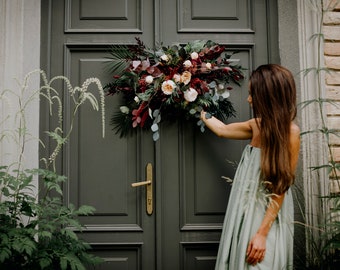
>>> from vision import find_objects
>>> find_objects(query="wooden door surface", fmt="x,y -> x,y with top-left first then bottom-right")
40,1 -> 278,269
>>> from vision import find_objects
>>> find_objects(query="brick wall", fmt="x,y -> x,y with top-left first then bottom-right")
324,0 -> 340,192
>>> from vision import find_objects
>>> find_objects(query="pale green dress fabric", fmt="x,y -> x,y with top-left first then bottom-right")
215,145 -> 294,270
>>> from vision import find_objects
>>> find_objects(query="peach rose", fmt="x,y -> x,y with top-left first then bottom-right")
161,80 -> 176,95
181,71 -> 192,85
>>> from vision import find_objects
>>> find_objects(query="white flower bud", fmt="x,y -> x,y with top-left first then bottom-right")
173,74 -> 181,83
145,75 -> 153,84
191,52 -> 199,60
120,106 -> 129,114
183,60 -> 192,68
160,54 -> 169,62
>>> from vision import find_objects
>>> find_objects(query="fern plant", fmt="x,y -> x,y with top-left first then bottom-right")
0,70 -> 105,269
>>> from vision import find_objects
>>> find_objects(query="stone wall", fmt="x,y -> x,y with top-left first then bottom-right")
324,0 -> 340,192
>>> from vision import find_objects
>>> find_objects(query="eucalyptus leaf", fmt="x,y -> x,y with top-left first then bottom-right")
156,114 -> 161,123
208,81 -> 217,88
153,131 -> 160,141
137,92 -> 151,101
153,109 -> 160,117
151,123 -> 159,132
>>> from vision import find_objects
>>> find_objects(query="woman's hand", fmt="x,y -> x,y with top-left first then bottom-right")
200,110 -> 206,120
246,233 -> 266,265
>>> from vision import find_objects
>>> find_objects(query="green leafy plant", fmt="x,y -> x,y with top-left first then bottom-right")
0,70 -> 105,269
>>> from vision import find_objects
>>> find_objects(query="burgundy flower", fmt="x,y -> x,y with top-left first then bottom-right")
132,102 -> 148,127
190,78 -> 209,94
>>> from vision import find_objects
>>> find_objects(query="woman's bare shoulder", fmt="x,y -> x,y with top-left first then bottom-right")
248,118 -> 259,131
247,118 -> 257,126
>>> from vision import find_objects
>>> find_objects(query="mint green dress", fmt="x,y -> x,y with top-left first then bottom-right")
215,145 -> 294,270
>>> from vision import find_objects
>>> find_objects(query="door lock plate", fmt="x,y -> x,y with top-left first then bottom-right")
131,163 -> 153,215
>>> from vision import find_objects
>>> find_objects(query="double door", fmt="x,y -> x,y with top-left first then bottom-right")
41,0 -> 278,269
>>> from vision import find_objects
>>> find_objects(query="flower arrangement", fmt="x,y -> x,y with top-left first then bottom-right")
105,38 -> 244,141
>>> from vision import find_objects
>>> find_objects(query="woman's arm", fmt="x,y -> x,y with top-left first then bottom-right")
200,111 -> 253,140
246,193 -> 285,265
246,124 -> 300,265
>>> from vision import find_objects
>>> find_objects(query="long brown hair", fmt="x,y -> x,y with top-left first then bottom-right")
249,64 -> 297,194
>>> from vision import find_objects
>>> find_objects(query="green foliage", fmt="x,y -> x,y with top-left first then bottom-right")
0,70 -> 105,269
0,167 -> 103,270
105,45 -> 133,75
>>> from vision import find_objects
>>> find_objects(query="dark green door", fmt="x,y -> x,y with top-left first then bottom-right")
41,1 -> 278,269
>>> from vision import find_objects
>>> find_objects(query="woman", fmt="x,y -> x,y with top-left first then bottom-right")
201,64 -> 300,269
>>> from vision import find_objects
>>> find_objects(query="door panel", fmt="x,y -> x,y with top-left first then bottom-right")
178,0 -> 250,32
66,47 -> 141,228
64,46 -> 156,269
65,0 -> 144,33
41,0 -> 278,269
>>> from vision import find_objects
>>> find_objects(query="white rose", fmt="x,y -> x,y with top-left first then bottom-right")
218,83 -> 225,90
183,60 -> 192,68
120,106 -> 130,114
145,75 -> 153,84
160,54 -> 170,62
184,88 -> 198,102
206,62 -> 212,69
161,80 -> 176,95
191,52 -> 199,60
173,74 -> 181,83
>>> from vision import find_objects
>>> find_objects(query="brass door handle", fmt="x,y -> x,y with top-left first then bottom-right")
131,163 -> 153,215
131,180 -> 151,187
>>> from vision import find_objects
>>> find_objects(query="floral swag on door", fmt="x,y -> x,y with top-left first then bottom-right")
105,38 -> 244,141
